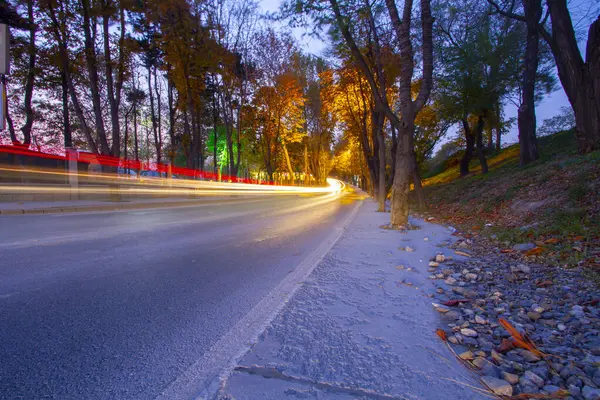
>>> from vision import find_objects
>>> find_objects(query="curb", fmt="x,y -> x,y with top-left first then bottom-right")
0,196 -> 264,216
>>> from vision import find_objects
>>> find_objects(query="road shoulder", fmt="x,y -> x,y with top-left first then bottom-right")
219,200 -> 483,400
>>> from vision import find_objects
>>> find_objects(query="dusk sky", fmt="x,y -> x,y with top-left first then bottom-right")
259,0 -> 598,146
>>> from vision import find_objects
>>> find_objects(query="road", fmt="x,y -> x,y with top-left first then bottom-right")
0,192 -> 358,399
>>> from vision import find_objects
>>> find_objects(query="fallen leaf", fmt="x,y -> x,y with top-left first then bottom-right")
535,240 -> 546,247
442,299 -> 470,307
436,329 -> 447,342
454,250 -> 472,257
544,238 -> 560,244
536,279 -> 553,288
496,338 -> 515,353
524,247 -> 545,256
498,318 -> 544,357
573,235 -> 585,241
501,249 -> 515,253
573,246 -> 583,252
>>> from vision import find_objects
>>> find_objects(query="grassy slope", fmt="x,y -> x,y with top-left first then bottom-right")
417,130 -> 600,269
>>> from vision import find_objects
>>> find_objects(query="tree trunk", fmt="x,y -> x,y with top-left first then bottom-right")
20,0 -> 36,148
167,76 -> 177,166
61,71 -> 72,148
390,124 -> 412,227
154,66 -> 162,164
475,115 -> 489,173
148,67 -> 160,163
460,118 -> 475,176
518,0 -> 541,165
282,143 -> 295,185
81,0 -> 109,154
2,76 -> 17,144
543,3 -> 600,153
411,149 -> 425,209
373,110 -> 386,211
134,102 -> 139,163
103,6 -> 120,158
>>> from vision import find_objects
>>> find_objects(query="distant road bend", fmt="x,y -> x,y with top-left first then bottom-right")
0,184 -> 360,399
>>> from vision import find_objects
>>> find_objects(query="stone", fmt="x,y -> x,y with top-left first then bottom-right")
582,386 -> 600,400
445,277 -> 457,285
531,304 -> 545,313
465,273 -> 478,280
475,315 -> 488,324
404,246 -> 415,252
522,350 -> 542,362
523,370 -> 545,388
527,311 -> 542,321
472,357 -> 486,368
460,328 -> 478,337
429,261 -> 440,267
542,385 -> 561,394
432,303 -> 450,313
436,288 -> 445,294
459,350 -> 474,360
445,311 -> 461,320
502,371 -> 520,385
517,264 -> 531,274
448,335 -> 460,345
513,243 -> 536,251
491,350 -> 504,363
481,376 -> 513,396
435,254 -> 445,263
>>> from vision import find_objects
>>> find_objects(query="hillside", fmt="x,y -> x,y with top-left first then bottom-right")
416,130 -> 600,270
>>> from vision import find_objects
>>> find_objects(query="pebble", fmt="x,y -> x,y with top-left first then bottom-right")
435,254 -> 445,263
582,386 -> 600,400
432,303 -> 450,313
459,350 -> 474,360
523,370 -> 545,388
444,277 -> 457,285
481,376 -> 513,396
429,261 -> 440,267
428,233 -> 600,400
460,328 -> 478,337
502,371 -> 519,385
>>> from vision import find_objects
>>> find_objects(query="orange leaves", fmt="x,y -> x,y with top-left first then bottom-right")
524,247 -> 545,256
498,318 -> 544,358
501,249 -> 515,254
436,329 -> 447,342
544,238 -> 560,244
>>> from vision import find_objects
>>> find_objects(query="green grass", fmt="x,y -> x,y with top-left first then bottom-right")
419,129 -> 599,269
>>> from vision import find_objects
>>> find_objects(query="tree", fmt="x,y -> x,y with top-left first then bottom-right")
489,0 -> 600,153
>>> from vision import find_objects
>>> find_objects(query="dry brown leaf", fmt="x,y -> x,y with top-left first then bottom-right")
442,299 -> 470,307
544,238 -> 560,244
454,250 -> 472,257
496,338 -> 515,353
501,249 -> 515,253
436,329 -> 447,342
498,318 -> 544,357
573,235 -> 585,241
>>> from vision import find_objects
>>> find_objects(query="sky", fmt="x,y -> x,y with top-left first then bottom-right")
258,0 -> 598,147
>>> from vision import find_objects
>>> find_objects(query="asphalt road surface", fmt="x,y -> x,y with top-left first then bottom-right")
0,193 -> 357,399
